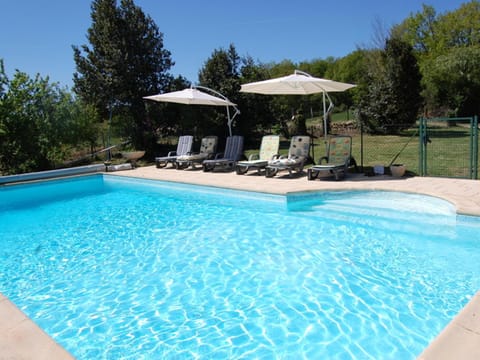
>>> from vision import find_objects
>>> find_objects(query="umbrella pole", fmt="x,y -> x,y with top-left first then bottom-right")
194,85 -> 239,137
323,92 -> 327,139
322,92 -> 328,153
226,103 -> 240,137
226,106 -> 232,137
322,91 -> 335,151
107,101 -> 113,162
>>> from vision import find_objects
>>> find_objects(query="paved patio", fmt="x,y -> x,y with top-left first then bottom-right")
1,167 -> 479,359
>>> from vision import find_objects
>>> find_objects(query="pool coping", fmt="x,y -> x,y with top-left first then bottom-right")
0,164 -> 105,185
418,291 -> 480,360
0,294 -> 74,359
1,166 -> 479,359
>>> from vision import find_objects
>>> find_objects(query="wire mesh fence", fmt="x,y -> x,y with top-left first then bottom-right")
312,117 -> 478,179
420,117 -> 478,179
356,128 -> 420,175
310,123 -> 421,176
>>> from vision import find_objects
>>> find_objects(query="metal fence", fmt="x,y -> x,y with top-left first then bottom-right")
419,116 -> 478,179
322,116 -> 478,179
356,126 -> 420,175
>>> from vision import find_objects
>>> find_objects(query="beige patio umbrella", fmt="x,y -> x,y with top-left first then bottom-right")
143,86 -> 240,136
240,70 -> 356,138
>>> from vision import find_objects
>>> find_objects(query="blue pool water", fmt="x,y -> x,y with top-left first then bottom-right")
1,174 -> 479,359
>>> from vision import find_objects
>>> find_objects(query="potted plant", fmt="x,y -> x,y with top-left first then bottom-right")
390,164 -> 406,177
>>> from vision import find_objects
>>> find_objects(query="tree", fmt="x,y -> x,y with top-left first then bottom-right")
73,0 -> 173,154
358,38 -> 422,134
266,61 -> 302,137
198,44 -> 242,137
392,4 -> 439,54
238,57 -> 278,139
0,60 -> 8,138
423,46 -> 480,116
143,75 -> 193,140
392,2 -> 480,116
0,68 -> 99,174
302,58 -> 334,78
324,51 -> 365,115
435,1 -> 480,49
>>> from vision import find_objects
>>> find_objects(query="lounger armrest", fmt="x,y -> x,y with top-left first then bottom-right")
167,151 -> 177,157
318,156 -> 329,164
248,153 -> 259,161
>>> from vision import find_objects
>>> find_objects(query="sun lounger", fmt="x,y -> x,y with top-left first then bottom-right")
155,135 -> 193,168
202,135 -> 244,172
307,135 -> 352,181
265,135 -> 311,177
175,136 -> 218,169
236,135 -> 280,175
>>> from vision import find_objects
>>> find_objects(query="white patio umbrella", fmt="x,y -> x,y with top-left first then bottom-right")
143,86 -> 240,136
240,70 -> 356,138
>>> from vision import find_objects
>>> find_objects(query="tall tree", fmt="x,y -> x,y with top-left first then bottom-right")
384,38 -> 423,126
358,38 -> 422,134
198,44 -> 240,103
392,1 -> 480,116
238,57 -> 277,140
392,4 -> 439,55
143,75 -> 193,140
0,60 -> 8,138
394,2 -> 480,57
198,44 -> 242,137
436,1 -> 480,49
73,0 -> 173,154
423,46 -> 480,117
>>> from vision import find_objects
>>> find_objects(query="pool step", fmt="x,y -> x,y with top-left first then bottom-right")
290,201 -> 457,237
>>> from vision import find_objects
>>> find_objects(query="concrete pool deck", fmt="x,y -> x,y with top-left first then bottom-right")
1,166 -> 479,359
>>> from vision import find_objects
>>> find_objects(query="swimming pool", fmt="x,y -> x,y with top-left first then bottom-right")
1,174 -> 479,359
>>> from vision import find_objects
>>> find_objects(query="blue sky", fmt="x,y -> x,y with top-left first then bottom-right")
0,0 -> 468,89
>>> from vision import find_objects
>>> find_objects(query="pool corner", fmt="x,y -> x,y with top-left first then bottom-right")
417,291 -> 480,360
0,294 -> 74,359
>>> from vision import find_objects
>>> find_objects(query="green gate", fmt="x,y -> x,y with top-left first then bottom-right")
419,116 -> 478,179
